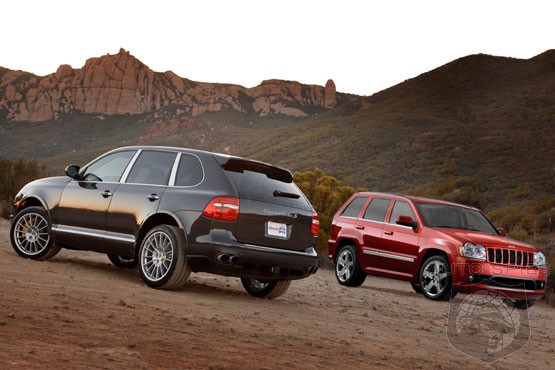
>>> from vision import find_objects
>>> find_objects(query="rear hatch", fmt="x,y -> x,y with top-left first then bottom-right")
219,157 -> 315,252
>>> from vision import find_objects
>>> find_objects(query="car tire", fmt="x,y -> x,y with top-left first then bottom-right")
418,254 -> 454,301
10,206 -> 61,260
138,225 -> 190,289
108,254 -> 138,269
411,282 -> 423,293
240,278 -> 291,299
505,299 -> 535,309
335,245 -> 366,287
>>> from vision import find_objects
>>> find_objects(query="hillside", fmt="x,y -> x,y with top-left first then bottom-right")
0,50 -> 554,236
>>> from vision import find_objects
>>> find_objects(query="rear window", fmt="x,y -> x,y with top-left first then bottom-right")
341,196 -> 367,218
221,158 -> 310,210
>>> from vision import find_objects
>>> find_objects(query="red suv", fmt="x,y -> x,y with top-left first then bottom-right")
328,192 -> 548,308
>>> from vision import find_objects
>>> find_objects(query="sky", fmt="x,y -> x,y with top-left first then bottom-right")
2,0 -> 554,96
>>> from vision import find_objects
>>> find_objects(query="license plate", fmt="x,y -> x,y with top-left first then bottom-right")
266,221 -> 288,239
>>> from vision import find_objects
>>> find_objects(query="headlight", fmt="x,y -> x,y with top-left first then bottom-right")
460,242 -> 486,261
534,251 -> 547,268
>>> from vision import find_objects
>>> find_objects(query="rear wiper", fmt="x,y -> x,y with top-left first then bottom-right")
273,190 -> 300,199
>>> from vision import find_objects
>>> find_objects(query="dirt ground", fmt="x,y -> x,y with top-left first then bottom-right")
0,218 -> 553,370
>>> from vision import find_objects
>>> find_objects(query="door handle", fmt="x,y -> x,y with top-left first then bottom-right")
384,230 -> 393,235
356,225 -> 364,230
147,194 -> 159,202
101,190 -> 112,198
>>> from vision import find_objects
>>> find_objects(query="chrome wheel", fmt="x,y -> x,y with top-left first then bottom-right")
336,248 -> 354,283
421,259 -> 449,298
249,279 -> 270,290
140,231 -> 174,282
240,278 -> 291,299
13,212 -> 50,256
334,245 -> 366,287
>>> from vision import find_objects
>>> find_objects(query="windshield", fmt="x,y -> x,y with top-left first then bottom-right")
415,203 -> 498,234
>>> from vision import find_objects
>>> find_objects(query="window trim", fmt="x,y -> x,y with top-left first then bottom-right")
170,152 -> 206,188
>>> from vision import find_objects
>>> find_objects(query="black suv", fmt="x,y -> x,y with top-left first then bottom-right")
10,146 -> 319,298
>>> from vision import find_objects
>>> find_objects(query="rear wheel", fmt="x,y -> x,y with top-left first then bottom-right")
108,254 -> 137,269
241,278 -> 291,299
138,225 -> 190,289
10,206 -> 61,260
335,245 -> 366,287
419,255 -> 454,301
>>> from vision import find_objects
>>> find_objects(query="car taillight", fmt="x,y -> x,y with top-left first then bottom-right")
203,197 -> 240,221
311,213 -> 319,236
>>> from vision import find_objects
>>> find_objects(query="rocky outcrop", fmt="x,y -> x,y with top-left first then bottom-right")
0,48 -> 343,122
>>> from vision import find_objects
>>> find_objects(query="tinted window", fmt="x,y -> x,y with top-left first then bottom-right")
83,150 -> 135,182
362,198 -> 391,222
223,165 -> 309,209
341,197 -> 367,218
175,154 -> 204,186
416,203 -> 497,234
126,150 -> 176,185
389,201 -> 415,224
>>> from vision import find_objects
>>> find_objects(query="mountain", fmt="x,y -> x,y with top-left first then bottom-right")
0,48 -> 348,122
0,49 -> 554,233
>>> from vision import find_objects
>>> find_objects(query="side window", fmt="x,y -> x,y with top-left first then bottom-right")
362,198 -> 391,222
175,154 -> 204,186
389,201 -> 416,225
340,197 -> 367,218
83,150 -> 135,182
126,151 -> 177,186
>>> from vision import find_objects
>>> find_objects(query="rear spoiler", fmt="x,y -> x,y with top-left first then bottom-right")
217,157 -> 293,183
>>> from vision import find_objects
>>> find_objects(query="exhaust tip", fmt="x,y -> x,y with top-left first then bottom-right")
230,255 -> 240,264
217,254 -> 230,264
307,265 -> 318,274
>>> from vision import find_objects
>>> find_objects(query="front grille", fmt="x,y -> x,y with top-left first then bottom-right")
487,247 -> 533,267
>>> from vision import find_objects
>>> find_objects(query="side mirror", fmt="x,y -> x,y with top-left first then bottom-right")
497,228 -> 507,237
396,215 -> 418,230
65,165 -> 82,180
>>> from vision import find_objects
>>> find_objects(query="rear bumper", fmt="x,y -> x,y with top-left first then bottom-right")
187,229 -> 319,280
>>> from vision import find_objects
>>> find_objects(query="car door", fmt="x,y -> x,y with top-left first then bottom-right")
105,150 -> 177,252
54,150 -> 137,250
358,197 -> 392,270
381,200 -> 420,278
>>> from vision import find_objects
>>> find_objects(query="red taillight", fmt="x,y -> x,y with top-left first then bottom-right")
311,213 -> 320,236
203,197 -> 240,222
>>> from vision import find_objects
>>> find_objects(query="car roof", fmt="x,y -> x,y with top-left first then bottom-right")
104,146 -> 292,176
352,192 -> 479,211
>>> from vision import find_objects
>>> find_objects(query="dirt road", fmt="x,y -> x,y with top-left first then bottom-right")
0,218 -> 553,369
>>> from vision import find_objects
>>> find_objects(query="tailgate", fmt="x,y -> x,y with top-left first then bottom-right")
218,157 -> 315,251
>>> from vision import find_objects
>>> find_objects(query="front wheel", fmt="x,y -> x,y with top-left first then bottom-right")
241,278 -> 291,299
418,255 -> 454,301
138,225 -> 190,289
335,245 -> 366,287
10,206 -> 61,260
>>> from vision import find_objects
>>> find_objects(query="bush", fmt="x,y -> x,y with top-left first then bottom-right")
0,157 -> 47,219
294,168 -> 365,266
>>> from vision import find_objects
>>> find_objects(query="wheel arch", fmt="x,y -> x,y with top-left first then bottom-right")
333,237 -> 360,262
136,211 -> 185,253
14,195 -> 48,217
414,247 -> 454,281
